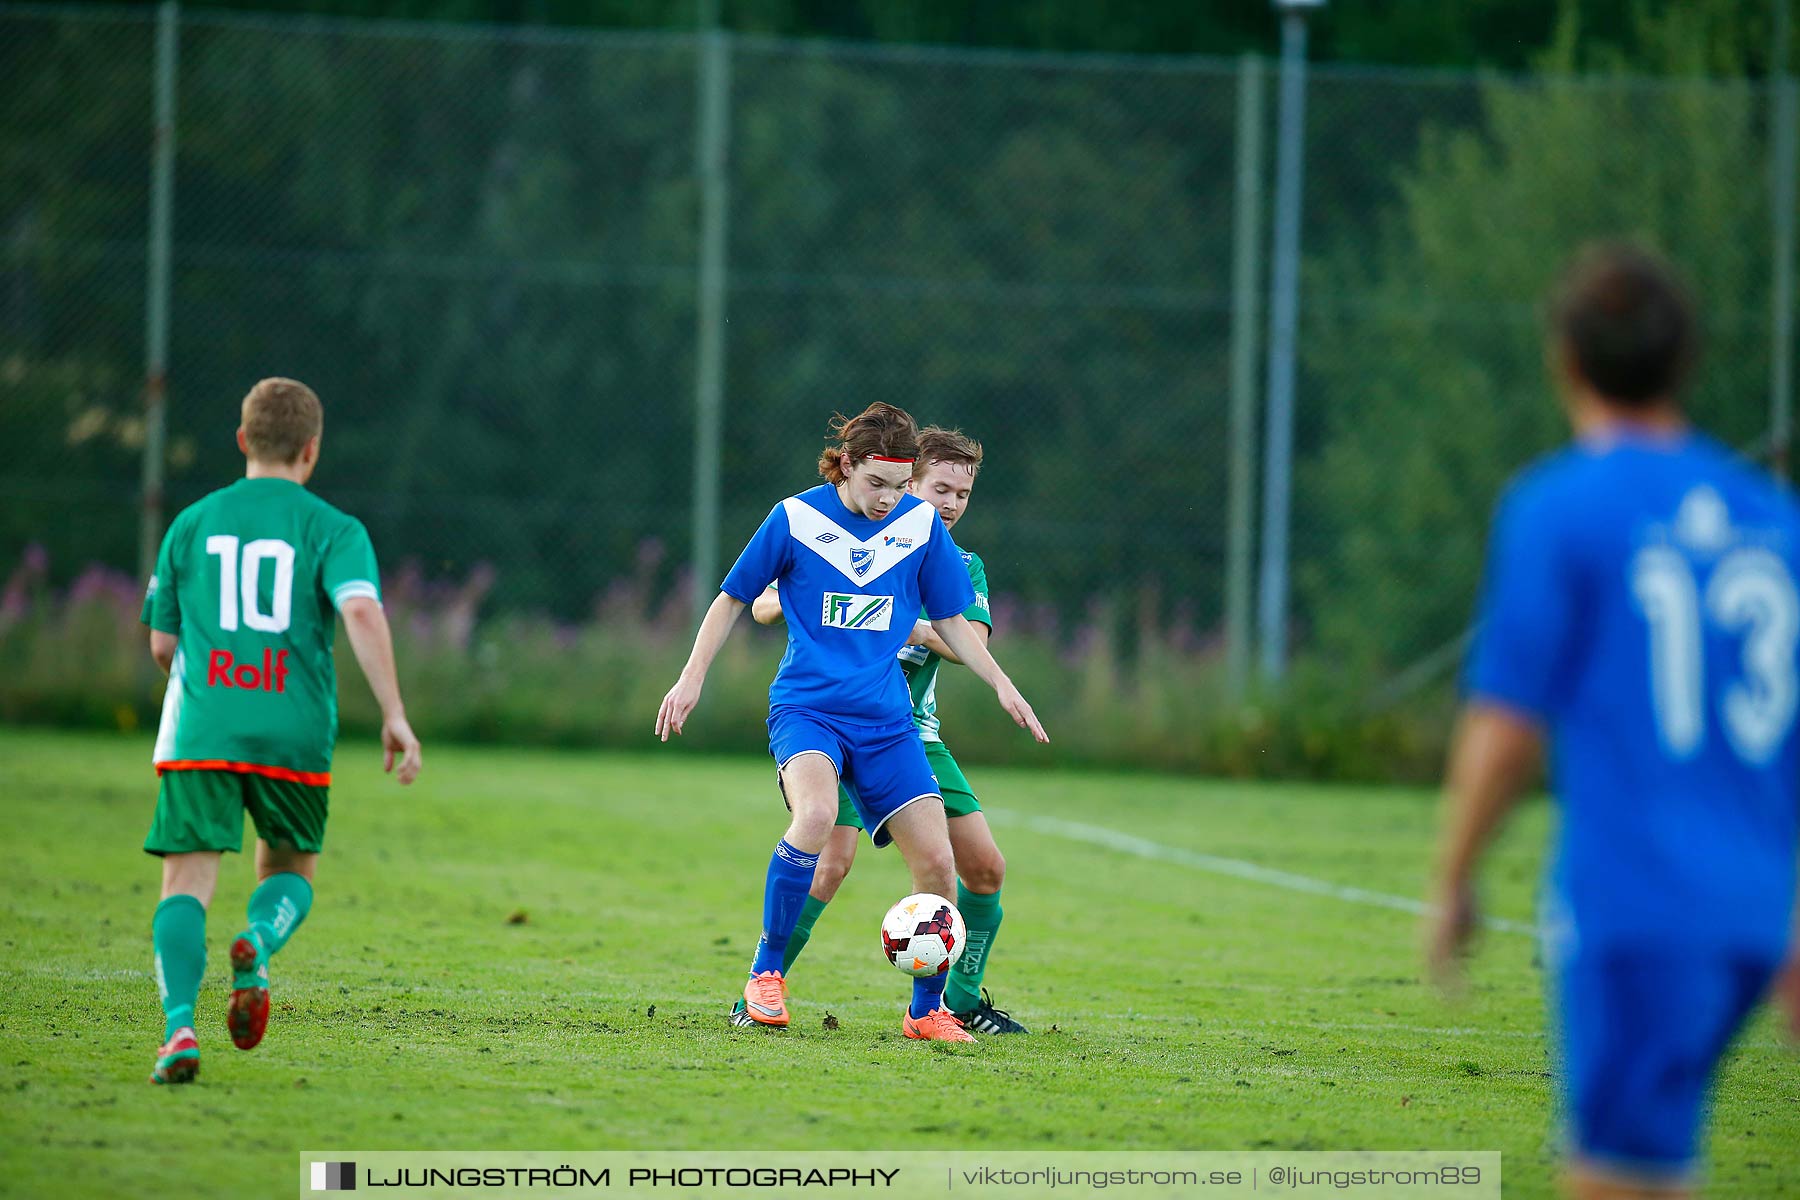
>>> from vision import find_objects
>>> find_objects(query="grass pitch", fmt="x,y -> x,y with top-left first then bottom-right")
0,727 -> 1794,1198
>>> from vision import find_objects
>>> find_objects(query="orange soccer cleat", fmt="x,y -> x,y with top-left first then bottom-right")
741,970 -> 790,1027
903,1006 -> 976,1043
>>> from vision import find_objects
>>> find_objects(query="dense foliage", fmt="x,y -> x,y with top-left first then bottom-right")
0,545 -> 1453,781
1298,2 -> 1782,668
1,0 -> 1788,735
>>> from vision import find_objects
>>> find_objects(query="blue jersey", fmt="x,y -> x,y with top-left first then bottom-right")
721,485 -> 976,726
1469,429 -> 1800,957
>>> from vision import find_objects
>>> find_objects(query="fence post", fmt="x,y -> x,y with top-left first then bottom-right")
139,0 -> 179,583
690,1 -> 732,619
1226,54 -> 1265,704
1256,7 -> 1314,682
1771,0 -> 1796,478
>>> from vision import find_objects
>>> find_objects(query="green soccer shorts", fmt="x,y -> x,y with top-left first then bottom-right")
831,740 -> 980,829
144,769 -> 329,856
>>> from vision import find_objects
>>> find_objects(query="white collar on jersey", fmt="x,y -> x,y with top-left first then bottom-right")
783,496 -> 936,587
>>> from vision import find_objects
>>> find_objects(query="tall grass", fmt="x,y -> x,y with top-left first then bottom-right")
0,546 -> 1452,784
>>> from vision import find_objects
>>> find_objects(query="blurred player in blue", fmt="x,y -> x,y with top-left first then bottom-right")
657,402 -> 1048,1043
1430,243 -> 1800,1199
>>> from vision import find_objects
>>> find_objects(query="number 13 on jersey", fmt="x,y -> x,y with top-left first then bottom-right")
1633,544 -> 1800,764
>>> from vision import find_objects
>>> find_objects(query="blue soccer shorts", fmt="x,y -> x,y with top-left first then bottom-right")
1553,945 -> 1780,1182
768,707 -> 941,849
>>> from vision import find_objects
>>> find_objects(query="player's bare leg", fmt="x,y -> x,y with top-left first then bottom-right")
947,814 -> 1002,891
809,825 -> 860,903
255,841 -> 319,886
885,800 -> 975,1043
152,852 -> 221,1084
227,841 -> 318,1051
162,851 -> 223,906
774,753 -> 838,868
884,799 -> 955,898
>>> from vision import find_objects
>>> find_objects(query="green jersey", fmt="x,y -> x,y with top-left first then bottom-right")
898,548 -> 990,743
141,477 -> 381,783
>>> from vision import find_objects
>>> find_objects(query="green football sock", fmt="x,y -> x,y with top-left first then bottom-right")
152,894 -> 207,1040
245,872 -> 313,957
945,882 -> 1002,1014
780,895 -> 829,975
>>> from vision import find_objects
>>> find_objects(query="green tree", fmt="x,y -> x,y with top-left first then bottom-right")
1298,0 -> 1778,670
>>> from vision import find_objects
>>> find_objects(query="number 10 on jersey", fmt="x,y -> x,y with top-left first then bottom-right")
205,535 -> 296,634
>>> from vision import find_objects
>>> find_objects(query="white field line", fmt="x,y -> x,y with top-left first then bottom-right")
29,972 -> 1792,1053
991,811 -> 1537,937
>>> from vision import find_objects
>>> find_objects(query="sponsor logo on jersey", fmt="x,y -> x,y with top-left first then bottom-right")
815,532 -> 839,543
882,535 -> 915,549
207,647 -> 290,692
821,592 -> 895,631
849,547 -> 874,578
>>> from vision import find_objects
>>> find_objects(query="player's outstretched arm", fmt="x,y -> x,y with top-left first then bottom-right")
750,586 -> 784,626
657,593 -> 748,741
933,614 -> 1047,743
917,619 -> 986,663
1426,703 -> 1541,992
340,596 -> 423,785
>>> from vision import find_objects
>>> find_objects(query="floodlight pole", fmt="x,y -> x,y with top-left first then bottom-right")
1225,54 -> 1266,704
1256,0 -> 1321,682
691,0 -> 732,618
139,0 -> 179,583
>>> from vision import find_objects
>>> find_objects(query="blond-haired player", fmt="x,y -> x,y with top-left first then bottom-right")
142,378 -> 421,1083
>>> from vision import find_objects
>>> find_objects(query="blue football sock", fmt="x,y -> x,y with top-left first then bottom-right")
750,840 -> 817,976
909,972 -> 948,1019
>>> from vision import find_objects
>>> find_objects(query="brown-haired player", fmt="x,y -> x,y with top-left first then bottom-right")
1429,245 -> 1800,1198
729,426 -> 1027,1033
142,377 -> 421,1083
657,404 -> 1048,1042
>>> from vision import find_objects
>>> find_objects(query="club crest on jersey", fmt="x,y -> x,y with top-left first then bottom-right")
1673,485 -> 1733,555
849,547 -> 874,577
821,592 -> 894,631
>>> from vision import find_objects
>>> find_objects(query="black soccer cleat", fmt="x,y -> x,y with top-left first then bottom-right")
727,998 -> 757,1028
951,988 -> 1028,1035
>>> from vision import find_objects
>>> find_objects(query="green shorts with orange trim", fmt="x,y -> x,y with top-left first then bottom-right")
145,768 -> 329,856
831,740 -> 980,829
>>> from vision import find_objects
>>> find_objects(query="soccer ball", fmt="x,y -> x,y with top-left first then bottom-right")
880,893 -> 966,978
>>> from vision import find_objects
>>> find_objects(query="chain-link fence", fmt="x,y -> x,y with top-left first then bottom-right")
3,4 -> 1792,699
